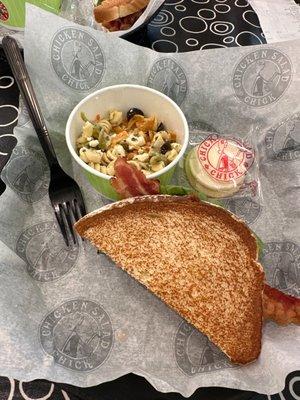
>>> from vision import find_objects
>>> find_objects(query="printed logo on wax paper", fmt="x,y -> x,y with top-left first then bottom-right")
16,221 -> 79,282
265,113 -> 300,162
40,299 -> 113,372
260,242 -> 300,297
0,2 -> 9,21
1,145 -> 49,203
51,27 -> 105,91
175,321 -> 234,376
147,58 -> 188,105
223,197 -> 261,225
198,134 -> 254,182
233,49 -> 292,107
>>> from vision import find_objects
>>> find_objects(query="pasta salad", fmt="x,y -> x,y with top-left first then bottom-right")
76,108 -> 182,176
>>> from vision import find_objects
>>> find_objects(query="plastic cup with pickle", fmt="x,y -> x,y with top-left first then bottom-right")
66,84 -> 189,200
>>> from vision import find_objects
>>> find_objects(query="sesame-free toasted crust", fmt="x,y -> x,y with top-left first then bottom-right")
75,195 -> 264,364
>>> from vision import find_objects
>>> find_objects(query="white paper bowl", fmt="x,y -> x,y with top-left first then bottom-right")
66,84 -> 189,200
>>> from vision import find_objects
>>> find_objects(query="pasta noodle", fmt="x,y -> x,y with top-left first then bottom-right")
109,110 -> 123,126
76,110 -> 182,176
97,119 -> 111,135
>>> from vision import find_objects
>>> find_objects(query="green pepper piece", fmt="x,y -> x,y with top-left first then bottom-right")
92,126 -> 100,139
98,129 -> 107,150
80,112 -> 89,122
91,125 -> 107,150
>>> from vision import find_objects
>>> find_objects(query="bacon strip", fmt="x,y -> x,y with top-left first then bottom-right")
111,157 -> 160,199
263,284 -> 300,325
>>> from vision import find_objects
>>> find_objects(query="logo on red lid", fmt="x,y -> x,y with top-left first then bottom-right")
0,2 -> 9,21
197,135 -> 254,182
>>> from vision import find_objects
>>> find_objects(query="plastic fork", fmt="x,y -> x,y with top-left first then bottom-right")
3,36 -> 86,246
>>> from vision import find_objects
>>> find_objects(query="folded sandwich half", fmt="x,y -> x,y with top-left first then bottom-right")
75,195 -> 264,364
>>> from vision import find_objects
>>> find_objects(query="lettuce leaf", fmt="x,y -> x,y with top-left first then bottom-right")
160,184 -> 222,206
160,184 -> 193,196
254,233 -> 264,258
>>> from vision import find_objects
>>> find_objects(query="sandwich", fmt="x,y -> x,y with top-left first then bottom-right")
75,195 -> 265,364
94,0 -> 150,31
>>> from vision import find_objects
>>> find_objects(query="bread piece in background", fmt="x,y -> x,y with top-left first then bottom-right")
75,195 -> 265,365
94,0 -> 149,30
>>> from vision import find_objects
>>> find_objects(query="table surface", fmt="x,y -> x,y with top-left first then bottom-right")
123,0 -> 267,51
0,1 -> 299,399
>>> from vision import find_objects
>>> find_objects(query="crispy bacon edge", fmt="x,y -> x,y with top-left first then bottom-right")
263,284 -> 300,325
111,157 -> 160,199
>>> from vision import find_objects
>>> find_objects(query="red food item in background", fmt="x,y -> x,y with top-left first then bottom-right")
102,9 -> 144,31
263,284 -> 300,325
111,157 -> 160,199
0,2 -> 9,21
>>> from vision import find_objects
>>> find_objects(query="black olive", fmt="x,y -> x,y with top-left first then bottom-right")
157,122 -> 165,131
122,142 -> 130,152
127,108 -> 144,120
160,141 -> 172,155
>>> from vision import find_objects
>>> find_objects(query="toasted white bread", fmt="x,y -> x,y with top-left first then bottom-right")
75,195 -> 264,364
94,0 -> 149,23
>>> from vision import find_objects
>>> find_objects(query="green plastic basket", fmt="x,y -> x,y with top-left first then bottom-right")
0,0 -> 61,29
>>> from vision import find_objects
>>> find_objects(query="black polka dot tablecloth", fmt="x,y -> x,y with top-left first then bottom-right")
0,47 -> 18,195
0,371 -> 299,399
124,0 -> 267,52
